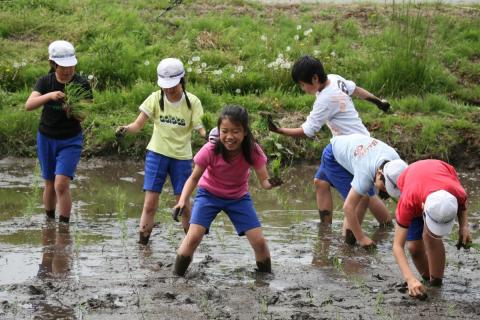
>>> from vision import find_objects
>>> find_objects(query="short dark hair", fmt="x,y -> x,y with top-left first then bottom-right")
291,55 -> 327,84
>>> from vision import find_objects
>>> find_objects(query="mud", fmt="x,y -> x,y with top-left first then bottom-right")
0,157 -> 479,319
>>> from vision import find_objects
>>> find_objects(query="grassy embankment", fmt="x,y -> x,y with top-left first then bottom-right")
0,0 -> 479,168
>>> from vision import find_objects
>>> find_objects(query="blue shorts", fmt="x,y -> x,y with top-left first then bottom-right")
37,131 -> 83,180
406,216 -> 424,241
143,150 -> 192,195
190,188 -> 261,236
315,144 -> 375,199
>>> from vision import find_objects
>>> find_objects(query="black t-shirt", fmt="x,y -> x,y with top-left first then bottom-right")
33,73 -> 93,139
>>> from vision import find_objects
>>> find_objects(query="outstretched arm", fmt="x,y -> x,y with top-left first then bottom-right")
352,86 -> 390,112
116,112 -> 148,136
254,165 -> 282,190
392,225 -> 426,297
344,189 -> 373,247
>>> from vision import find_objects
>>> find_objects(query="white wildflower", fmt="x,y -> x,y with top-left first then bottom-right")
201,62 -> 207,68
235,88 -> 241,94
213,69 -> 223,75
187,67 -> 192,72
13,62 -> 20,69
304,28 -> 313,36
188,60 -> 193,65
230,73 -> 235,79
144,60 -> 150,66
281,62 -> 292,69
192,56 -> 201,62
260,35 -> 267,41
195,68 -> 202,74
296,25 -> 302,30
286,46 -> 291,52
236,65 -> 244,73
88,74 -> 94,80
330,51 -> 336,57
294,34 -> 300,41
314,49 -> 320,56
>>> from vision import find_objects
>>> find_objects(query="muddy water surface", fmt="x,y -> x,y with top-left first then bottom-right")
0,157 -> 479,319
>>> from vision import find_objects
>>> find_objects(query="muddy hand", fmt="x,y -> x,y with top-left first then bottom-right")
455,239 -> 472,250
115,126 -> 128,138
172,207 -> 184,222
267,115 -> 280,133
407,278 -> 427,299
268,177 -> 283,187
378,99 -> 390,113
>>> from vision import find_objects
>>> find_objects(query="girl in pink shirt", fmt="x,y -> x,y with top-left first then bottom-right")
173,105 -> 281,276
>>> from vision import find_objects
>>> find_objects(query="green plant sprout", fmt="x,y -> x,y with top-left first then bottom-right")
63,82 -> 91,122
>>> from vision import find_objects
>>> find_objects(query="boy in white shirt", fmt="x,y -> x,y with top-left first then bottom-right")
269,55 -> 391,228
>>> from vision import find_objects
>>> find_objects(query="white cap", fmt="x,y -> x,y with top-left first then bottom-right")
383,159 -> 408,198
424,190 -> 458,237
208,127 -> 219,143
48,40 -> 77,67
157,58 -> 185,88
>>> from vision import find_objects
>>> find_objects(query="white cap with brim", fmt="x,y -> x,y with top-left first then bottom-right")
383,159 -> 408,199
157,58 -> 185,89
48,40 -> 77,67
424,190 -> 458,237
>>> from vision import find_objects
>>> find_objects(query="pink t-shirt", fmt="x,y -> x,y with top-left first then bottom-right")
396,160 -> 467,227
194,142 -> 267,199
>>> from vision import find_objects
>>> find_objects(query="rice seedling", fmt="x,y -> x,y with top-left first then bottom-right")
63,82 -> 92,122
24,161 -> 42,219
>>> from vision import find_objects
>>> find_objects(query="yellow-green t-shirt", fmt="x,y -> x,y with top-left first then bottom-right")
139,90 -> 203,160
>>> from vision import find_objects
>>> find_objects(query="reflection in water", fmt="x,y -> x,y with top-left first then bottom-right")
38,221 -> 72,278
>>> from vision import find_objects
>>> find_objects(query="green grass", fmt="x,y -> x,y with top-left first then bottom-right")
0,0 -> 479,164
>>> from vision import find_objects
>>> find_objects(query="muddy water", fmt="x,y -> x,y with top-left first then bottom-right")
0,157 -> 479,320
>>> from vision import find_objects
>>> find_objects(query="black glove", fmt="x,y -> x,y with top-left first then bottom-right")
267,115 -> 280,133
172,207 -> 184,222
377,99 -> 390,113
115,126 -> 128,138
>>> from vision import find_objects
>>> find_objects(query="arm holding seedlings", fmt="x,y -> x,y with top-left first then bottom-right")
352,87 -> 390,112
25,91 -> 65,111
116,112 -> 149,136
174,164 -> 206,210
392,224 -> 426,297
254,165 -> 282,190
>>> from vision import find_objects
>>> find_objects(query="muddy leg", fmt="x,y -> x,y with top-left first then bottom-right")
245,227 -> 271,273
44,180 -> 56,219
407,240 -> 430,279
138,191 -> 160,244
314,179 -> 333,224
174,224 -> 206,276
423,227 -> 445,285
55,175 -> 72,223
342,195 -> 369,245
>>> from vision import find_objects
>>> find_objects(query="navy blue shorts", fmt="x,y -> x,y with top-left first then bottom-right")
143,150 -> 192,194
315,144 -> 375,199
37,131 -> 83,180
406,216 -> 424,241
190,188 -> 261,236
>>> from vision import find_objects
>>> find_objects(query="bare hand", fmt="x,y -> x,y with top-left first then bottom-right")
407,278 -> 427,298
49,91 -> 65,101
358,235 -> 376,249
115,126 -> 128,138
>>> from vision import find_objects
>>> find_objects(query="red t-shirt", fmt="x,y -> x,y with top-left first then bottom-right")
396,160 -> 467,227
194,142 -> 267,199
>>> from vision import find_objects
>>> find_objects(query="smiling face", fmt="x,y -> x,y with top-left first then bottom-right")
219,117 -> 246,154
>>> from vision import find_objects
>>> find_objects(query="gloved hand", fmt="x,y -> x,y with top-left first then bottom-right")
267,115 -> 280,133
115,126 -> 128,138
172,207 -> 184,222
377,99 -> 390,113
